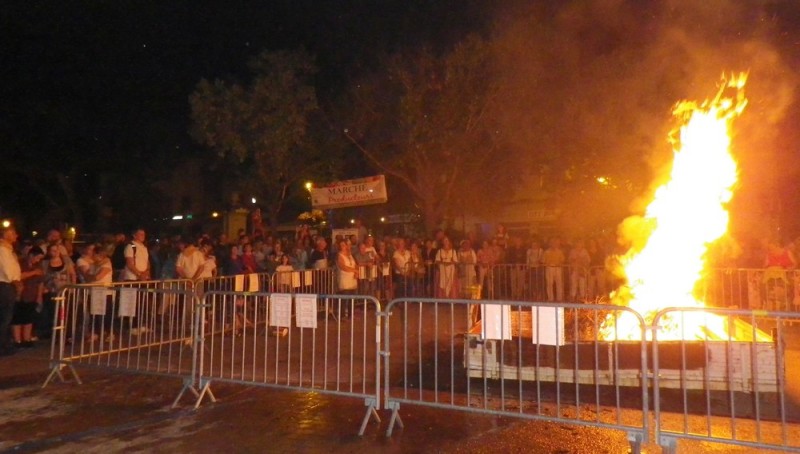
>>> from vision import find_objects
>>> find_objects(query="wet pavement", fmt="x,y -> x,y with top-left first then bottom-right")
0,343 -> 788,454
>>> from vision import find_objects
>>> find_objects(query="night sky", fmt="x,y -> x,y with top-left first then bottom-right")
3,1 -> 800,239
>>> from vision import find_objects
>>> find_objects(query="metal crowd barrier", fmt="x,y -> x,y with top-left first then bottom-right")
700,267 -> 800,312
193,291 -> 383,435
42,279 -> 201,407
384,263 -> 615,303
652,307 -> 800,453
270,268 -> 336,296
381,298 -> 649,453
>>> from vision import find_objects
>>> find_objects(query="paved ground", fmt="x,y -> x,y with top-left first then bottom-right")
0,343 -> 789,454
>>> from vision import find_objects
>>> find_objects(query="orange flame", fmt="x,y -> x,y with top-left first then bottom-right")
601,73 -> 766,341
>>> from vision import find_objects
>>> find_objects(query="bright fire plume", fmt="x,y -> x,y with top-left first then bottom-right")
601,73 -> 767,342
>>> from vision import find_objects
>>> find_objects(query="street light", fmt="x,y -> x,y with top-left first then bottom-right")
304,181 -> 313,191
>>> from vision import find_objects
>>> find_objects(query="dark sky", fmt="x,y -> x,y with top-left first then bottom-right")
0,1 -> 488,229
3,1 -> 800,238
1,1 -> 487,153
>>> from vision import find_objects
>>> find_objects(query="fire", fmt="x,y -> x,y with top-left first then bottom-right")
602,73 -> 768,342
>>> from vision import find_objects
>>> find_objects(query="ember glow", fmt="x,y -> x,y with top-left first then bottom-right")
601,74 -> 769,342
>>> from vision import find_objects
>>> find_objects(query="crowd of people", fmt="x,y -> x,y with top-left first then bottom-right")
1,220 -> 798,356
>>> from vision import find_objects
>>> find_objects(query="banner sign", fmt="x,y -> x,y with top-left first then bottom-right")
311,175 -> 388,210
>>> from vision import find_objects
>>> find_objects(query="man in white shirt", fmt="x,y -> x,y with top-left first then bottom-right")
120,229 -> 152,335
122,229 -> 150,281
0,226 -> 22,355
176,238 -> 206,280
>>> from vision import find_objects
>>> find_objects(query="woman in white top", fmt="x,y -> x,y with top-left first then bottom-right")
336,240 -> 358,318
275,254 -> 295,292
88,244 -> 115,342
337,240 -> 358,293
435,237 -> 459,298
457,240 -> 477,298
197,242 -> 217,279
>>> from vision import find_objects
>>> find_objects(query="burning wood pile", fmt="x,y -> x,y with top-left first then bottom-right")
601,74 -> 771,343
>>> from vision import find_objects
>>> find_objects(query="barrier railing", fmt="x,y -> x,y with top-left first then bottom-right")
39,274 -> 800,449
42,279 -> 201,407
700,267 -> 800,312
652,307 -> 800,453
189,264 -> 800,311
270,268 -> 336,295
193,291 -> 382,435
381,298 -> 649,453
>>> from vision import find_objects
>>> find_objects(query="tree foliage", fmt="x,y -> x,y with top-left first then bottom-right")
190,49 -> 335,228
343,35 -> 517,232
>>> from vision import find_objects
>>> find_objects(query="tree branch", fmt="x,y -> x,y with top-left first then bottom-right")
343,130 -> 423,198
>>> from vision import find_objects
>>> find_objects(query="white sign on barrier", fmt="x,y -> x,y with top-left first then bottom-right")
304,270 -> 313,286
269,293 -> 292,327
118,288 -> 137,317
295,294 -> 318,328
234,274 -> 244,292
248,273 -> 259,292
90,287 -> 110,315
291,272 -> 301,288
531,307 -> 565,346
482,304 -> 511,340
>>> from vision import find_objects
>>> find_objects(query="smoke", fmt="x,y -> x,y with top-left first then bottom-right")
489,0 -> 798,240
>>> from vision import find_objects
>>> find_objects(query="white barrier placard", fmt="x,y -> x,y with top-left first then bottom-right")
248,273 -> 260,292
531,307 -> 565,346
90,288 -> 110,315
269,293 -> 292,327
291,272 -> 301,288
295,294 -> 318,328
481,304 -> 511,340
118,288 -> 137,318
234,274 -> 244,292
304,270 -> 313,286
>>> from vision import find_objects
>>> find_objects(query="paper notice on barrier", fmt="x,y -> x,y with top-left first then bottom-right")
304,270 -> 313,286
269,293 -> 292,327
481,303 -> 511,340
358,265 -> 366,280
295,294 -> 318,329
531,307 -> 565,346
234,274 -> 245,292
381,263 -> 390,277
248,274 -> 260,292
118,288 -> 137,318
90,287 -> 110,315
291,272 -> 301,288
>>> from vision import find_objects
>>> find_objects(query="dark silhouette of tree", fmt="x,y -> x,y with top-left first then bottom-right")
190,49 -> 336,230
342,36 -> 519,233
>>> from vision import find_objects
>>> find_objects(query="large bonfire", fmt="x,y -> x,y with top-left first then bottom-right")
601,73 -> 768,342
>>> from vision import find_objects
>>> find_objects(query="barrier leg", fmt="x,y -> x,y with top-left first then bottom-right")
659,435 -> 677,454
385,400 -> 404,437
627,433 -> 642,454
42,362 -> 82,388
193,379 -> 217,409
171,378 -> 201,409
358,397 -> 381,436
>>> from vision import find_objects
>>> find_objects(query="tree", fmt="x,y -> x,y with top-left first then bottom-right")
342,35 -> 518,233
190,49 -> 333,230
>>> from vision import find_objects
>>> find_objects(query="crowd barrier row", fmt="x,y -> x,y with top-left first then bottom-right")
191,264 -> 800,313
42,277 -> 800,453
